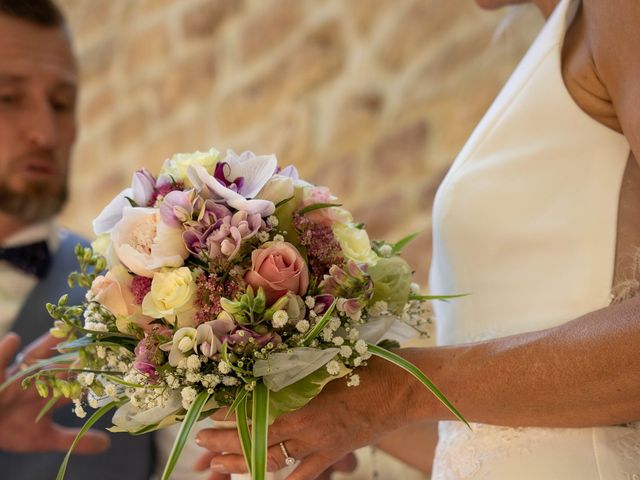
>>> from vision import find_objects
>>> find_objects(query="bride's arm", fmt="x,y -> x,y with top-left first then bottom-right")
404,295 -> 640,427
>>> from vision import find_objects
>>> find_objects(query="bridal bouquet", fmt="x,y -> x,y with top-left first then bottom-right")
4,148 -> 465,480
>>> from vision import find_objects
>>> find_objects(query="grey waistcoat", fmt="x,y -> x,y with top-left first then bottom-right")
1,232 -> 155,479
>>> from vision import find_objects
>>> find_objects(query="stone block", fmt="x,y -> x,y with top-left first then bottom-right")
79,38 -> 116,84
241,0 -> 302,62
329,90 -> 384,150
125,22 -> 171,74
308,153 -> 359,203
370,120 -> 428,177
344,0 -> 394,36
79,87 -> 114,126
218,20 -> 344,134
377,0 -> 474,71
108,107 -> 148,151
181,0 -> 243,41
155,51 -> 217,117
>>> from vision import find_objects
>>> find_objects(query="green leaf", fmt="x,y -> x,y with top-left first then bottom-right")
268,361 -> 349,423
0,352 -> 76,393
36,395 -> 61,423
102,374 -> 165,389
125,196 -> 138,207
57,336 -> 130,352
297,203 -> 342,216
275,196 -> 294,209
251,382 -> 269,480
391,232 -> 420,254
408,293 -> 470,302
376,339 -> 400,350
236,393 -> 252,475
161,390 -> 211,480
226,387 -> 249,419
57,401 -> 117,480
367,344 -> 468,427
302,300 -> 337,345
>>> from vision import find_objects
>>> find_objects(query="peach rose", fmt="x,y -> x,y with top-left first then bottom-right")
244,242 -> 309,305
90,265 -> 153,332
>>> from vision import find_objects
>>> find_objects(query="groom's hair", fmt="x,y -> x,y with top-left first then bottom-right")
0,0 -> 65,27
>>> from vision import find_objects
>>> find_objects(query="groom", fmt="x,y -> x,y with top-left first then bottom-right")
0,0 -> 155,478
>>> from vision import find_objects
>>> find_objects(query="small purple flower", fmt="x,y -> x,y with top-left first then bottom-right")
320,261 -> 373,313
183,200 -> 263,261
313,294 -> 335,315
132,169 -> 157,207
195,317 -> 236,358
226,326 -> 281,348
160,190 -> 193,227
134,337 -> 159,380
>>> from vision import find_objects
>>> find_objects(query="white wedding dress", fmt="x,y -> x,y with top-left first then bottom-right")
429,0 -> 640,478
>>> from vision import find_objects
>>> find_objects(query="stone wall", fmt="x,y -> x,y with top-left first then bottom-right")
57,0 -> 542,286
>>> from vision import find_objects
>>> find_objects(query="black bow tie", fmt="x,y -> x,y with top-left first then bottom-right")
0,241 -> 51,279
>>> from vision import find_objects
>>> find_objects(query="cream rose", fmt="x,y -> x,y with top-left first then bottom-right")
111,207 -> 188,278
244,242 -> 309,305
142,267 -> 196,327
256,175 -> 294,205
333,223 -> 378,265
159,148 -> 219,186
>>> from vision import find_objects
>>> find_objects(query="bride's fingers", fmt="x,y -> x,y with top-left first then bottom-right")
208,453 -> 249,474
286,454 -> 338,480
196,427 -> 243,453
206,471 -> 231,480
208,441 -> 306,474
210,407 -> 235,421
195,451 -> 215,472
331,453 -> 358,473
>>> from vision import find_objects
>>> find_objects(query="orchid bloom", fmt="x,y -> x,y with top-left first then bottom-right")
93,169 -> 158,235
195,316 -> 236,358
187,150 -> 277,217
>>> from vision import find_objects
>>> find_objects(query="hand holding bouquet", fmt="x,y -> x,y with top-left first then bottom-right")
2,148 -> 465,480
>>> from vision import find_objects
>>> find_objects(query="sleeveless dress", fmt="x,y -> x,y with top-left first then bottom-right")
429,0 -> 640,478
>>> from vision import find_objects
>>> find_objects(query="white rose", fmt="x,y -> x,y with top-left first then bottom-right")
142,267 -> 196,326
159,148 -> 220,186
111,207 -> 188,278
332,223 -> 378,265
256,175 -> 294,205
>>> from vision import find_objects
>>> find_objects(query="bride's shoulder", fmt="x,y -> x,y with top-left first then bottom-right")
583,0 -> 640,154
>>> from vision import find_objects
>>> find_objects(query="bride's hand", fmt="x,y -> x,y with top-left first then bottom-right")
195,356 -> 413,480
194,451 -> 357,479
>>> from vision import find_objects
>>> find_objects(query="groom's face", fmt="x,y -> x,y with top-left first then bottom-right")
0,13 -> 77,222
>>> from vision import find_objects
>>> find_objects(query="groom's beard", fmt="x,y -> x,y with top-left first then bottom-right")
0,153 -> 69,222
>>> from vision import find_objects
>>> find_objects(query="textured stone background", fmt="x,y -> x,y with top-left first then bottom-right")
56,0 -> 542,286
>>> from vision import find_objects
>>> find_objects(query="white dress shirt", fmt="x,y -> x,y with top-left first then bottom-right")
0,221 -> 59,336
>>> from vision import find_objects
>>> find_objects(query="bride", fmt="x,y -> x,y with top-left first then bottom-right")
195,0 -> 640,478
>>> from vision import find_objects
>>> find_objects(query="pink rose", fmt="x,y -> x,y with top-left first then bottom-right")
244,242 -> 309,305
301,186 -> 351,227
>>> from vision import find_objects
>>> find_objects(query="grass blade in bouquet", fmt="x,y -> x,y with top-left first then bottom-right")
161,390 -> 210,480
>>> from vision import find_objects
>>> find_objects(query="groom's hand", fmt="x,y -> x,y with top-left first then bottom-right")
0,332 -> 110,454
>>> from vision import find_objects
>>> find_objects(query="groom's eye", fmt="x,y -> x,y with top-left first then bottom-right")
0,91 -> 21,106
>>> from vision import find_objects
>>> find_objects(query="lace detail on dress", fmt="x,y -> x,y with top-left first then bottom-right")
611,248 -> 640,304
432,422 -> 556,480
